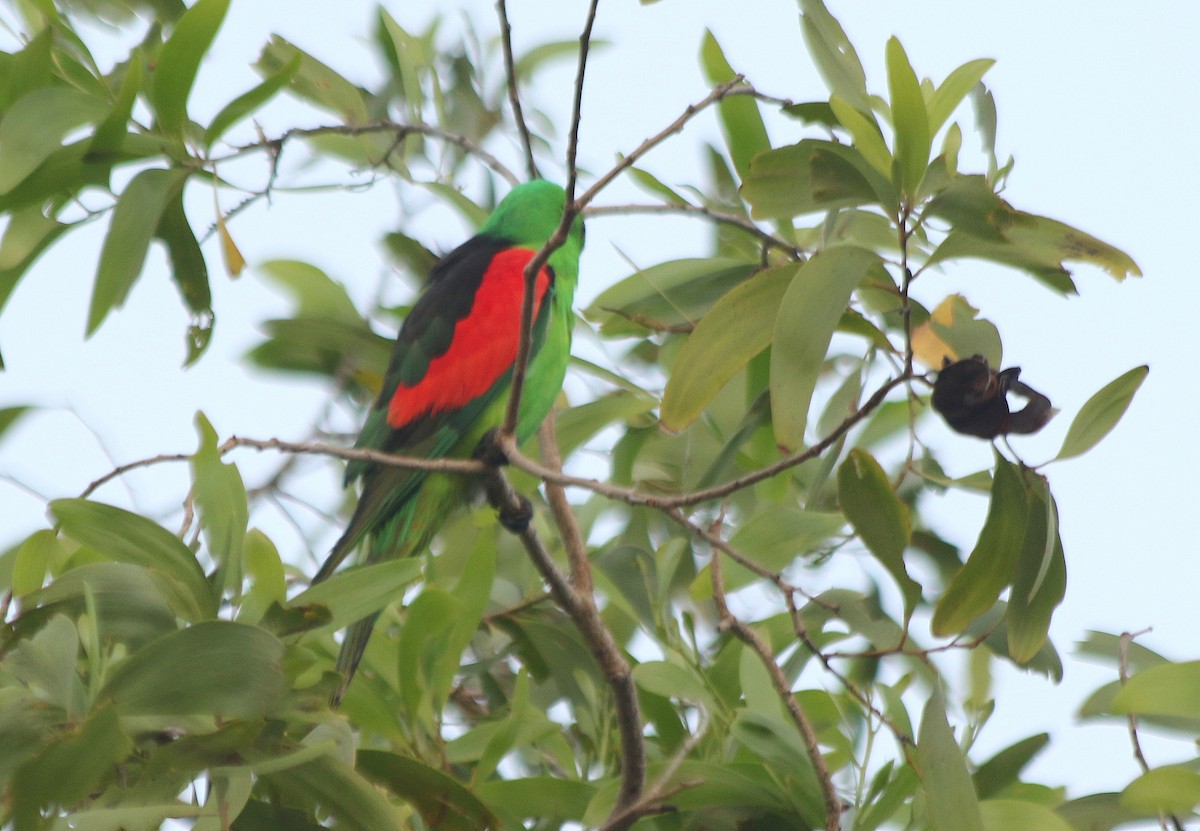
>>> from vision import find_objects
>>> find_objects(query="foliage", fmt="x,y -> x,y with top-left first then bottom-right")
0,1 -> 1183,829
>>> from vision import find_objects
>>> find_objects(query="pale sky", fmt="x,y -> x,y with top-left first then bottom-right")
1,0 -> 1198,805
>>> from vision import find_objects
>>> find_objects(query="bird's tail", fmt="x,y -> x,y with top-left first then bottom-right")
330,612 -> 380,707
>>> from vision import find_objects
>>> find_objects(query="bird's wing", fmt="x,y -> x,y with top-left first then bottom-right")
315,237 -> 555,580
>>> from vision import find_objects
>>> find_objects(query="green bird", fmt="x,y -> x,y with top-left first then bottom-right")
313,180 -> 584,704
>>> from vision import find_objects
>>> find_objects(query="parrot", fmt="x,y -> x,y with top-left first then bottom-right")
312,179 -> 584,704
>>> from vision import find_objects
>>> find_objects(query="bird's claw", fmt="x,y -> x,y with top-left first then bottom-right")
498,493 -> 533,532
474,428 -> 509,467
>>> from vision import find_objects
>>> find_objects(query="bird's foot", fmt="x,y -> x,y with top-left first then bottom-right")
474,428 -> 509,467
498,493 -> 533,532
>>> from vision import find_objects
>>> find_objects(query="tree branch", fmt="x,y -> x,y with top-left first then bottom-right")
496,0 -> 538,180
477,458 -> 645,821
222,121 -> 521,185
536,420 -> 592,594
586,201 -> 806,259
503,375 -> 907,511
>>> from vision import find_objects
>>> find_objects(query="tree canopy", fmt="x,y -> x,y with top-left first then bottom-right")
0,1 -> 1189,830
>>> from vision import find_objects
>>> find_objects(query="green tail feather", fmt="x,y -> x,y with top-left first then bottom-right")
331,612 -> 379,706
321,473 -> 462,705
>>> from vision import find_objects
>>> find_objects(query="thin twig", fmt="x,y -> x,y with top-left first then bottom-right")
710,546 -> 842,831
1118,629 -> 1182,831
565,0 -> 599,203
496,0 -> 538,179
81,453 -> 192,498
782,591 -> 915,748
503,374 -> 906,510
574,77 -> 745,210
536,420 -> 592,593
500,0 -> 599,438
221,121 -> 520,185
586,202 -> 806,259
598,717 -> 708,831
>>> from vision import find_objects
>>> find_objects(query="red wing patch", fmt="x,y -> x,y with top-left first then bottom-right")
387,248 -> 551,429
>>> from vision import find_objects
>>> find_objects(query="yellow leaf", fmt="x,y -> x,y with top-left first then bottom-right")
217,213 -> 245,277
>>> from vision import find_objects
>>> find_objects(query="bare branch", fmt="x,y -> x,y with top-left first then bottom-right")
500,0 -> 599,438
566,0 -> 600,202
221,121 -> 521,185
574,77 -> 746,211
496,0 -> 538,179
536,420 -> 592,593
81,453 -> 191,499
503,375 -> 907,511
586,201 -> 806,259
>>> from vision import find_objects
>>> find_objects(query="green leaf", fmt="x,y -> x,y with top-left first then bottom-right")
932,458 -> 1028,636
628,166 -> 689,205
553,392 -> 656,458
257,259 -> 363,322
1056,366 -> 1148,461
11,529 -> 62,596
0,88 -> 110,193
927,176 -> 1141,288
238,530 -> 287,625
829,95 -> 893,179
477,777 -> 595,824
10,704 -> 131,828
191,413 -> 247,594
838,449 -> 920,615
1006,477 -> 1066,663
0,405 -> 32,439
741,140 -> 884,219
5,614 -> 84,715
290,558 -> 424,632
729,711 -> 824,825
918,684 -> 985,831
1057,794 -> 1145,831
28,562 -> 177,650
928,59 -> 996,135
1121,767 -> 1200,815
1111,661 -> 1200,719
261,752 -> 406,829
799,0 -> 869,111
151,0 -> 230,134
357,750 -> 498,831
728,506 -> 846,572
770,246 -> 883,450
513,40 -> 588,81
257,36 -> 368,123
973,733 -> 1050,799
205,53 -> 299,147
979,800 -> 1074,831
701,30 -> 767,180
0,208 -> 70,316
661,263 -> 795,431
50,498 -> 215,620
87,167 -> 191,336
585,257 -> 756,336
100,621 -> 286,716
886,37 -> 931,197
633,660 -> 714,710
88,54 -> 144,159
155,189 -> 213,365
